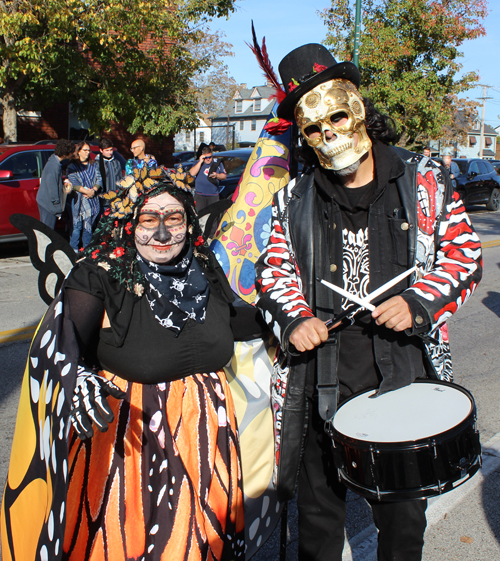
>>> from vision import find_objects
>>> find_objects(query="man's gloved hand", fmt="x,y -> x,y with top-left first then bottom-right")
70,366 -> 126,440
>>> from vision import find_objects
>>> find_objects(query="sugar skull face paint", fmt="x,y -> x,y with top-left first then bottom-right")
135,192 -> 187,264
295,78 -> 372,171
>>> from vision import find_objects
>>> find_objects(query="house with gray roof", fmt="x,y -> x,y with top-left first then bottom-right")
430,118 -> 498,159
210,83 -> 275,147
459,122 -> 498,159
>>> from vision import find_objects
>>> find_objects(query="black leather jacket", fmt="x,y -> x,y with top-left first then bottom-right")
255,144 -> 482,500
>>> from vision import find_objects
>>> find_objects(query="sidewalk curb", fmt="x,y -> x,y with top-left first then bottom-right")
0,325 -> 37,345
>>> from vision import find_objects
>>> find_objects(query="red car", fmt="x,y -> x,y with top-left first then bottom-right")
0,143 -> 125,243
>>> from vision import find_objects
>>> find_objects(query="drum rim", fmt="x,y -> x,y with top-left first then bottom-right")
337,456 -> 482,502
332,379 -> 477,448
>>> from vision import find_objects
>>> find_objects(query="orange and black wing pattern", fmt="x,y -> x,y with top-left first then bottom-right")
1,290 -> 244,561
64,371 -> 244,560
1,291 -> 78,561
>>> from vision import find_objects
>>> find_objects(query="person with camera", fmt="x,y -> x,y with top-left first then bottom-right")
189,146 -> 227,211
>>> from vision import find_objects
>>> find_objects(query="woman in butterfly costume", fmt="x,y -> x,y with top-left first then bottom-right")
1,165 -> 268,561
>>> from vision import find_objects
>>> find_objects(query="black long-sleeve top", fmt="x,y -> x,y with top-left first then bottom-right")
64,257 -> 267,384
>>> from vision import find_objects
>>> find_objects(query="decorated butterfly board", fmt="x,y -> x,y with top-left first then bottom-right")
211,103 -> 292,305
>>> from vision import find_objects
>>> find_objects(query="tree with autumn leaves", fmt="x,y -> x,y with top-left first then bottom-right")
0,0 -> 236,142
321,0 -> 488,149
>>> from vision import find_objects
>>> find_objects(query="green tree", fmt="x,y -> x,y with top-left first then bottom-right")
0,0 -> 236,142
321,0 -> 488,149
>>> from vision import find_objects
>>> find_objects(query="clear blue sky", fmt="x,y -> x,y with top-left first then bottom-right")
212,0 -> 500,129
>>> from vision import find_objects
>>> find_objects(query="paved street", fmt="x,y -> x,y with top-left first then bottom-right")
0,206 -> 499,560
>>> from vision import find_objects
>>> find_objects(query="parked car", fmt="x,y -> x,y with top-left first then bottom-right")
0,144 -> 60,243
488,159 -> 500,175
0,142 -> 126,244
453,158 -> 500,211
173,151 -> 195,164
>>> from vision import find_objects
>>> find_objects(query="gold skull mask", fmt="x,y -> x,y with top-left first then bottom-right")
295,78 -> 372,171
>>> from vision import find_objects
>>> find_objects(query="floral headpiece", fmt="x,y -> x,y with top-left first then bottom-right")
102,165 -> 195,219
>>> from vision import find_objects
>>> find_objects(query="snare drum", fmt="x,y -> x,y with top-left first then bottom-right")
332,380 -> 481,501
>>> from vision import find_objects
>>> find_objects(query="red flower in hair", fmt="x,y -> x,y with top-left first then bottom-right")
104,208 -> 111,216
111,247 -> 126,258
288,78 -> 300,92
125,222 -> 133,235
91,249 -> 100,259
264,117 -> 293,135
313,63 -> 328,73
194,236 -> 204,247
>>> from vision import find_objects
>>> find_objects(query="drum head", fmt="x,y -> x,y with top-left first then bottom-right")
333,382 -> 473,443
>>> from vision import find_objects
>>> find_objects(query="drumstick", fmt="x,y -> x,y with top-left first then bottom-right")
321,262 -> 424,331
317,278 -> 376,311
364,263 -> 423,302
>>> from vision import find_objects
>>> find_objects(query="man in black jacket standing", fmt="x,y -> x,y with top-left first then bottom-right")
255,44 -> 482,561
36,139 -> 75,228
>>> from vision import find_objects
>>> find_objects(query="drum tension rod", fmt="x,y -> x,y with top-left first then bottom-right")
432,439 -> 438,460
369,445 -> 381,500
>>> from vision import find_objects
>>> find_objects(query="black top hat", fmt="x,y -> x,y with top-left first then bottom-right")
277,43 -> 360,120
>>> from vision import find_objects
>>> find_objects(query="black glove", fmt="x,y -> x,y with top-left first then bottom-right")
70,366 -> 126,440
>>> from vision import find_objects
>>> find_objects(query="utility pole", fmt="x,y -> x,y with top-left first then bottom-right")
353,0 -> 362,68
477,85 -> 492,159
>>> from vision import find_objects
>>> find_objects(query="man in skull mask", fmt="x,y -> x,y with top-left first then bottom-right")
255,44 -> 482,561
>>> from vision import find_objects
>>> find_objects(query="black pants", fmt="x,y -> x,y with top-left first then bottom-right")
297,398 -> 427,561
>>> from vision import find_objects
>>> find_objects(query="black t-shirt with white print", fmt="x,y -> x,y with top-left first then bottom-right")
315,168 -> 382,401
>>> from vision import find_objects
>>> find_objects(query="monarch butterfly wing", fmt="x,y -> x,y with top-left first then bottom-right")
1,290 -> 78,561
8,214 -> 76,305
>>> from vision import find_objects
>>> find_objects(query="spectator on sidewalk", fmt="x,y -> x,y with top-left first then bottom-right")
36,139 -> 75,228
188,146 -> 227,212
95,138 -> 123,196
125,138 -> 157,175
442,153 -> 460,190
66,141 -> 100,251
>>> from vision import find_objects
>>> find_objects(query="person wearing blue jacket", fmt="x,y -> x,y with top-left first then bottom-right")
36,139 -> 75,228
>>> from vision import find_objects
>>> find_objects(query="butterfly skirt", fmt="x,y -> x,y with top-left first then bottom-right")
62,370 -> 245,561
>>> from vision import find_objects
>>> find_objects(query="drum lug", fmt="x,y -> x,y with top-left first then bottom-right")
369,445 -> 381,500
324,419 -> 334,439
432,439 -> 438,460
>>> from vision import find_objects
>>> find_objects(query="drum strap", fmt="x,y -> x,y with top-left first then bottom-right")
317,339 -> 338,422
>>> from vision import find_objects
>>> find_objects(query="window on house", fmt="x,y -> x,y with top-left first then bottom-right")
239,121 -> 244,131
186,131 -> 191,142
199,132 -> 205,143
469,136 -> 476,147
485,137 -> 492,146
254,99 -> 261,112
251,120 -> 256,131
236,100 -> 243,112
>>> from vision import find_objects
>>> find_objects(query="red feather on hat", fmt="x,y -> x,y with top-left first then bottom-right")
246,22 -> 286,104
